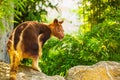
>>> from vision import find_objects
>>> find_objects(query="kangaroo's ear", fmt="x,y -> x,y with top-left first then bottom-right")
53,18 -> 58,25
59,20 -> 64,24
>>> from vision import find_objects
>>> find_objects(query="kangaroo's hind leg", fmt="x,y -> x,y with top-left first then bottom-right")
9,50 -> 20,80
31,41 -> 43,72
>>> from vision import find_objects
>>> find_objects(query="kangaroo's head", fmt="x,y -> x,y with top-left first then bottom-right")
49,19 -> 64,40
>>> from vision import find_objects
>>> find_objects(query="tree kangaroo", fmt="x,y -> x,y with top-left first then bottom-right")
7,19 -> 64,80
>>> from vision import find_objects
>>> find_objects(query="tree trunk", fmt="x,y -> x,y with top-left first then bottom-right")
0,17 -> 14,63
0,2 -> 14,63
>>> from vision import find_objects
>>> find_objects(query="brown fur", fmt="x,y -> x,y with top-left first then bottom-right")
7,19 -> 64,80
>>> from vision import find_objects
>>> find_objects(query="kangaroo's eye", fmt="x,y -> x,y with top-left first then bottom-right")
58,30 -> 61,32
57,27 -> 61,32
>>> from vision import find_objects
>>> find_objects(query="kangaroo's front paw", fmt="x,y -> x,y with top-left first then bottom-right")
32,66 -> 41,72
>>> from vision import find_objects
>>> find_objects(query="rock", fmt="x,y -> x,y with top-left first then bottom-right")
65,61 -> 120,80
0,61 -> 10,80
0,61 -> 65,80
17,65 -> 65,80
1,61 -> 120,80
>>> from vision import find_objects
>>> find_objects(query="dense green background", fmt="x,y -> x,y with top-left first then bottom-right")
0,0 -> 120,77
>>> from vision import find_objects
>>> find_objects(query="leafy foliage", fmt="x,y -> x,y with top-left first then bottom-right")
14,0 -> 57,26
38,0 -> 120,76
0,0 -> 26,33
23,25 -> 120,76
0,0 -> 13,33
40,20 -> 120,76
